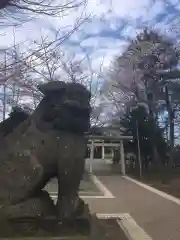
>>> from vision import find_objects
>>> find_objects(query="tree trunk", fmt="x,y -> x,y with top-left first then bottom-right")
2,84 -> 6,121
146,89 -> 163,171
165,85 -> 174,168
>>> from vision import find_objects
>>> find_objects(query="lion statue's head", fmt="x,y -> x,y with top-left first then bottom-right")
36,81 -> 91,135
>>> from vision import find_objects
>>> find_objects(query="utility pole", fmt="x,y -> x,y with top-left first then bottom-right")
131,105 -> 142,178
3,52 -> 7,121
136,119 -> 142,178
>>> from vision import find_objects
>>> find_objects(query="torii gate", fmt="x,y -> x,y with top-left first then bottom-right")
86,135 -> 133,175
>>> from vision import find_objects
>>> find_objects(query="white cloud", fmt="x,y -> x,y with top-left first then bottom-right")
110,0 -> 150,19
0,0 -> 180,98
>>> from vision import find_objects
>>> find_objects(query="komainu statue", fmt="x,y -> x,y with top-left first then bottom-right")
0,106 -> 29,139
0,81 -> 91,224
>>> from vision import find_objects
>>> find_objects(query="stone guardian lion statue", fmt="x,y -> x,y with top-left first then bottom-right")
0,81 -> 91,222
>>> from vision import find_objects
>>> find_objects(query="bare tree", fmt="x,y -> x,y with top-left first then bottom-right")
0,0 -> 86,17
102,29 -> 180,117
0,0 -> 90,120
101,29 -> 180,170
0,33 -> 103,125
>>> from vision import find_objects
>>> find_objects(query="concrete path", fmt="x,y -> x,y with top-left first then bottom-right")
85,175 -> 180,240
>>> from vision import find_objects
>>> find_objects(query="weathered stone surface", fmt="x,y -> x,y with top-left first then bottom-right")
0,214 -> 129,239
37,81 -> 66,94
0,106 -> 29,139
0,152 -> 43,205
0,190 -> 57,219
0,202 -> 92,238
0,81 -> 91,221
38,81 -> 91,134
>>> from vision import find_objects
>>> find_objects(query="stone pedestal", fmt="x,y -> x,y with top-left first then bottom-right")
0,214 -> 129,240
0,204 -> 91,239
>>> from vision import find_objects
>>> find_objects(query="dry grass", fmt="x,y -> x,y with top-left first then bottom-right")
133,170 -> 180,198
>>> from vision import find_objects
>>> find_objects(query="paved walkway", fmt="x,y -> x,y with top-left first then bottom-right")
85,174 -> 180,240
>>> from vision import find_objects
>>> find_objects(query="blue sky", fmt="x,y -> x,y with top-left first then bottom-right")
1,0 -> 180,71
0,0 -> 179,123
1,0 -> 180,120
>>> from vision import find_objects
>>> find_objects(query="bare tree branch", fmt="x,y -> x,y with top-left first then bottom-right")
0,0 -> 87,16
